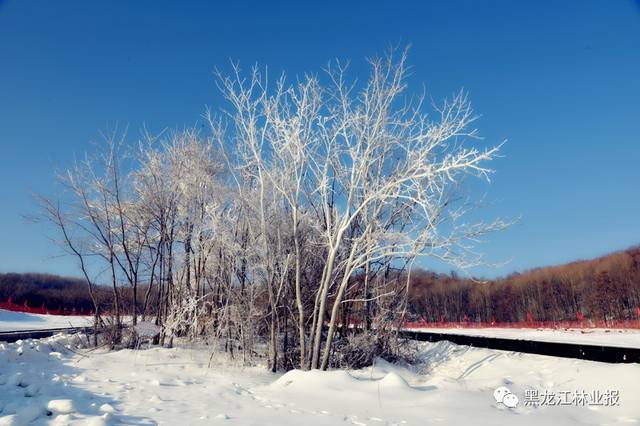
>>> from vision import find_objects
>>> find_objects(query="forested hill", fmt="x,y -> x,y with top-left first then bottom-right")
408,246 -> 640,323
0,273 -> 109,313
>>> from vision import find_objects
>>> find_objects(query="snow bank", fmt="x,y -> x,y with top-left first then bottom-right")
270,368 -> 417,401
0,333 -> 120,425
262,341 -> 640,425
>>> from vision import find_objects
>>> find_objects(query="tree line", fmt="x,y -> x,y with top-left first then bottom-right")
5,245 -> 638,326
408,246 -> 640,324
0,273 -> 147,315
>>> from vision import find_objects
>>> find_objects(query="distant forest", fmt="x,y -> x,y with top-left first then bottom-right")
408,246 -> 640,323
0,273 -> 138,314
2,246 -> 639,323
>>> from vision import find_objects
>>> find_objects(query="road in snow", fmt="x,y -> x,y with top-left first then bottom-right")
406,327 -> 640,349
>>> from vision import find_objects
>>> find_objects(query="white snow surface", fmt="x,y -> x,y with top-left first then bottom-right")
0,309 -> 92,332
1,334 -> 640,425
406,327 -> 640,348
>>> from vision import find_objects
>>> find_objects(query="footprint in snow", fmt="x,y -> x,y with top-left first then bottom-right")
148,394 -> 163,403
24,384 -> 39,397
347,419 -> 367,426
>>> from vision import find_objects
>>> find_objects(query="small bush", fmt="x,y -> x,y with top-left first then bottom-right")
333,331 -> 416,369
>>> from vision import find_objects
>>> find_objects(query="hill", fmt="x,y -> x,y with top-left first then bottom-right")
0,273 -> 111,314
408,246 -> 640,323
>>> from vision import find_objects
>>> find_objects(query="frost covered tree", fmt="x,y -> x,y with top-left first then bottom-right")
40,49 -> 508,368
214,49 -> 508,370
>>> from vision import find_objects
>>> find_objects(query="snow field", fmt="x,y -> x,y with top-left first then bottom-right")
0,310 -> 92,332
1,333 -> 639,425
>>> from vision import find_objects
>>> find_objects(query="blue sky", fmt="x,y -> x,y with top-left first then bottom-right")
1,1 -> 639,279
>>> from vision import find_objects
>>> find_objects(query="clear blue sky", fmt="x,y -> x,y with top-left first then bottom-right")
1,1 -> 639,279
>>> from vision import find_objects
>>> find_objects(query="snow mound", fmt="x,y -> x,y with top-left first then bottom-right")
0,415 -> 19,426
270,369 -> 360,392
268,367 -> 420,402
99,403 -> 115,413
47,399 -> 76,414
51,414 -> 73,425
148,394 -> 163,403
379,371 -> 410,389
0,404 -> 45,425
82,416 -> 110,426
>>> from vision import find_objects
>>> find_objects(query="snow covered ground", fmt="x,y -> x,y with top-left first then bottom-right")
0,310 -> 92,332
407,327 -> 640,348
1,334 -> 639,425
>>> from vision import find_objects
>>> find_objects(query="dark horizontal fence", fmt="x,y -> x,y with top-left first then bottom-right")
0,327 -> 94,343
404,319 -> 640,330
3,324 -> 638,364
400,330 -> 640,363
